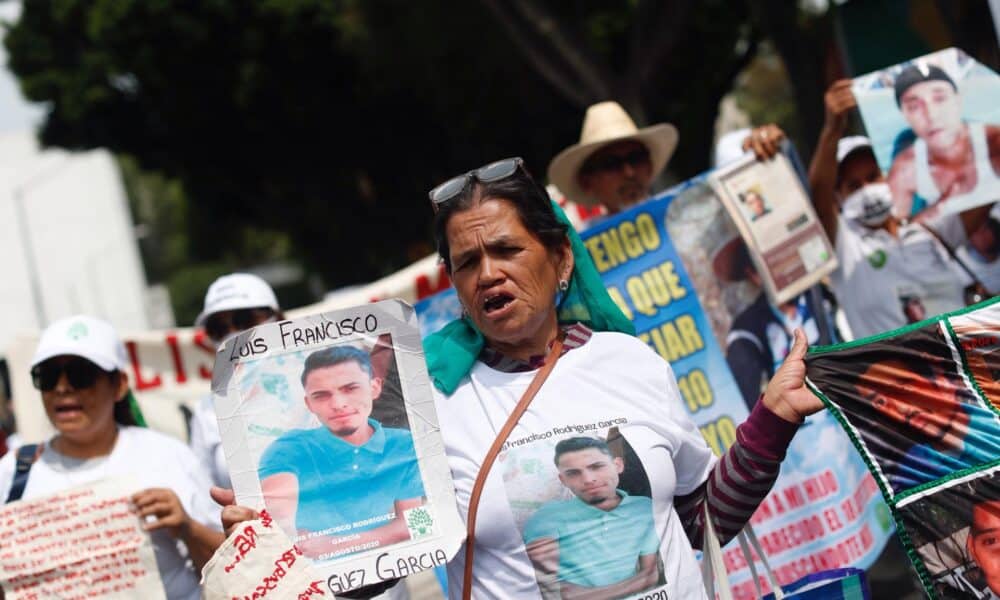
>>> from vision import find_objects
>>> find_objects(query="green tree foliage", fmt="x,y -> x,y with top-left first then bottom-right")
3,1 -> 819,289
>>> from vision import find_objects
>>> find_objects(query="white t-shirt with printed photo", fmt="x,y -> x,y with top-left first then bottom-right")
0,426 -> 222,600
434,331 -> 716,600
831,215 -> 969,339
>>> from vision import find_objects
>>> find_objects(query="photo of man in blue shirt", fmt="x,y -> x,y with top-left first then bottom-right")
258,344 -> 426,559
522,437 -> 662,599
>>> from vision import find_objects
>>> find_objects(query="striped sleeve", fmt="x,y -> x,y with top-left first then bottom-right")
674,399 -> 800,549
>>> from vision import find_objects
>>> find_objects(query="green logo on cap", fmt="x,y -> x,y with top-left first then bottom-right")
67,322 -> 88,340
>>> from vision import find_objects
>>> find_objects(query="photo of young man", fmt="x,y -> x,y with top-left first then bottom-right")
806,324 -> 1000,495
887,63 -> 1000,218
900,471 -> 1000,599
521,437 -> 663,599
256,343 -> 426,559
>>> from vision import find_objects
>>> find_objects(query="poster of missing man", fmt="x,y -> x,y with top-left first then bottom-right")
806,297 -> 1000,599
211,299 -> 464,595
852,47 -> 1000,220
708,151 -> 838,306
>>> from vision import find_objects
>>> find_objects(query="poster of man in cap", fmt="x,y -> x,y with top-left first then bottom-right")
852,47 -> 1000,219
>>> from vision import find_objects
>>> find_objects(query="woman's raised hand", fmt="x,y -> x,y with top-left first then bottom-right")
762,329 -> 825,423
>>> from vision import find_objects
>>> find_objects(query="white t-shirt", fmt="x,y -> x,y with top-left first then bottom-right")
189,394 -> 231,488
957,245 -> 1000,296
434,332 -> 716,600
0,426 -> 222,600
831,216 -> 969,339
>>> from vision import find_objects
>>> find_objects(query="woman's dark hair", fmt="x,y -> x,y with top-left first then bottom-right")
432,169 -> 568,272
110,371 -> 140,426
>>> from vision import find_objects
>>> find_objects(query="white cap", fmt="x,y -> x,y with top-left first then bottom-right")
836,136 -> 873,166
195,273 -> 280,326
32,315 -> 128,371
713,128 -> 752,168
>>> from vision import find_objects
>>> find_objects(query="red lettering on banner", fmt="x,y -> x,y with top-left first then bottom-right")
802,470 -> 839,502
298,580 -> 325,598
782,485 -> 805,510
193,330 -> 216,379
224,525 -> 261,573
125,341 -> 162,390
165,334 -> 188,384
415,264 -> 450,300
823,508 -> 843,531
757,515 -> 826,556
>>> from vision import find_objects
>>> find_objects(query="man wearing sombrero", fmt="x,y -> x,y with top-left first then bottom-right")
548,102 -> 678,215
549,101 -> 785,215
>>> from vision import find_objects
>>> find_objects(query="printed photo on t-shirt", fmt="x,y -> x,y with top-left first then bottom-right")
898,468 -> 1000,600
501,424 -> 667,600
234,334 -> 428,561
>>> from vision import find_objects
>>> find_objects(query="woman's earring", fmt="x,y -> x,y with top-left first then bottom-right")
558,279 -> 569,292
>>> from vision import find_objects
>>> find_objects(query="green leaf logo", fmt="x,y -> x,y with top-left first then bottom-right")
67,322 -> 88,340
406,506 -> 434,539
867,250 -> 887,269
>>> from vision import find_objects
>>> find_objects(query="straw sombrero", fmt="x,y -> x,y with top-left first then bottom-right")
548,101 -> 678,207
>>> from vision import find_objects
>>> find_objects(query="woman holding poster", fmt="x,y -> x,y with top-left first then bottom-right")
220,158 -> 825,599
0,316 -> 224,600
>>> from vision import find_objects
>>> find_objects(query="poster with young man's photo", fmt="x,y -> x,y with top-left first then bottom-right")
211,300 -> 463,594
806,298 -> 1000,598
708,150 -> 838,307
852,47 -> 1000,220
898,468 -> 1000,599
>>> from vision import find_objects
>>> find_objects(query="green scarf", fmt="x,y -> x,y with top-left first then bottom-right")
423,201 -> 635,394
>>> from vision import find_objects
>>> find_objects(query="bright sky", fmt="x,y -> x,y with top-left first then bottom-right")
0,1 -> 45,134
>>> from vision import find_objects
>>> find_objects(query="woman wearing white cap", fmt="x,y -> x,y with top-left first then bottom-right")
0,315 -> 224,600
190,273 -> 283,489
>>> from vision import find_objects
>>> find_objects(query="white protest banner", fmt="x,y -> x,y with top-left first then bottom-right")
0,478 -> 165,600
211,299 -> 463,595
201,511 -> 326,600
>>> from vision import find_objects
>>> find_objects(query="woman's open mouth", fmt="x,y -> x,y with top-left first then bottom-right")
53,403 -> 84,420
482,293 -> 515,316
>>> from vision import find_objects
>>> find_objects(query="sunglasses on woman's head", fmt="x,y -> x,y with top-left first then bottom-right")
31,358 -> 108,391
204,308 -> 274,343
428,157 -> 525,211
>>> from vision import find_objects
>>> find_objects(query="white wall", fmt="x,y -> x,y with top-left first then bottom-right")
0,132 -> 151,352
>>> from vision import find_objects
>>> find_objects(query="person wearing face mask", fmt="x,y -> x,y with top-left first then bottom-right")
808,80 -> 991,339
190,273 -> 283,488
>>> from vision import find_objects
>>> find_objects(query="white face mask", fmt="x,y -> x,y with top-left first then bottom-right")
841,182 -> 893,228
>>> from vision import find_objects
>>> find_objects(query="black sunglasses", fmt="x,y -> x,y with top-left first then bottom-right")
31,358 -> 110,392
204,308 -> 274,342
428,157 -> 525,211
580,147 -> 651,175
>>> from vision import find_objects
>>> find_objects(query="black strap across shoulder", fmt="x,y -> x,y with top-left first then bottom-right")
5,443 -> 41,504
